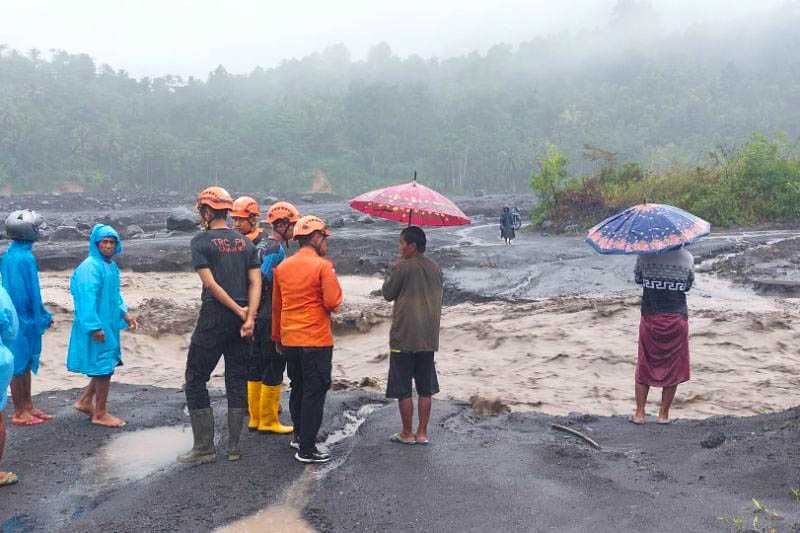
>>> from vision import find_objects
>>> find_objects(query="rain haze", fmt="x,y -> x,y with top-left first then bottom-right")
5,1 -> 800,532
0,0 -> 787,78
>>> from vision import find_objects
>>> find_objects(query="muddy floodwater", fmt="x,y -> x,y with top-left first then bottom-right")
11,193 -> 800,420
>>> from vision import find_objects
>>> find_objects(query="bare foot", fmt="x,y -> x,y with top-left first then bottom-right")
91,412 -> 126,427
11,411 -> 45,426
74,401 -> 94,416
415,433 -> 429,444
628,414 -> 646,425
656,416 -> 672,425
30,408 -> 53,421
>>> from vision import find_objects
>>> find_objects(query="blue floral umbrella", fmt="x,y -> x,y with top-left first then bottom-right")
586,203 -> 710,255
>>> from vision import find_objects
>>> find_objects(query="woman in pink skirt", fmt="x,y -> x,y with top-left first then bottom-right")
630,247 -> 693,425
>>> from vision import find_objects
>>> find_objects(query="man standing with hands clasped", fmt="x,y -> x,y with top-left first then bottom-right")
178,186 -> 261,465
382,226 -> 443,445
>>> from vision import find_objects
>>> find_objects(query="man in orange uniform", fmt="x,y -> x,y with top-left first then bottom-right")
272,216 -> 342,464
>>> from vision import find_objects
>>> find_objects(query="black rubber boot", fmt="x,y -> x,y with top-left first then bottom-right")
177,408 -> 217,465
227,408 -> 245,462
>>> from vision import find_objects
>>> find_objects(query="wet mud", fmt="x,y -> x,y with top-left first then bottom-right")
4,386 -> 800,532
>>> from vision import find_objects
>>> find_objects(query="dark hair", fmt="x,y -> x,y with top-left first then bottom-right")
296,231 -> 325,248
200,205 -> 229,221
401,226 -> 426,253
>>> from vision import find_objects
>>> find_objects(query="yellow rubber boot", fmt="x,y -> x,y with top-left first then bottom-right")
258,384 -> 294,434
247,381 -> 262,431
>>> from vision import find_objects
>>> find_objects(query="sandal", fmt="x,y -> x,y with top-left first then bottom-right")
0,472 -> 19,487
628,416 -> 646,426
12,416 -> 45,427
390,433 -> 417,445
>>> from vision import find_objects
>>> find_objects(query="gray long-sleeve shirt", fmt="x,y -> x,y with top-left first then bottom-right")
381,254 -> 443,353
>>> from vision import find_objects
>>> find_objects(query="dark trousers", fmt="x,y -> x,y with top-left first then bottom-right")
248,317 -> 287,385
285,346 -> 333,454
185,302 -> 248,410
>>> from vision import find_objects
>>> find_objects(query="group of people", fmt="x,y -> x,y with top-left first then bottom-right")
175,186 -> 444,465
0,184 -> 445,485
0,212 -> 139,486
0,186 -> 694,486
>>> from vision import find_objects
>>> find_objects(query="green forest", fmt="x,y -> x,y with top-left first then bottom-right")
530,134 -> 800,228
1,1 -> 799,196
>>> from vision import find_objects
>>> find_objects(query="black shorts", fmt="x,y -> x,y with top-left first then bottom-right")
385,351 -> 439,400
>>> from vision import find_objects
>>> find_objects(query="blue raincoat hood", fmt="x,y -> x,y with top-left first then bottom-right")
67,225 -> 128,377
89,224 -> 122,258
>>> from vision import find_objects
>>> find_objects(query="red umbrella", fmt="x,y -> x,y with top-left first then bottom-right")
349,174 -> 470,227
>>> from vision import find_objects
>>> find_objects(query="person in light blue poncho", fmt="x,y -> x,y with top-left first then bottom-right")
0,210 -> 53,426
67,224 -> 137,428
0,279 -> 20,487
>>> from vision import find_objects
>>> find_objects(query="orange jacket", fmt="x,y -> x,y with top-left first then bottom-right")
272,247 -> 343,347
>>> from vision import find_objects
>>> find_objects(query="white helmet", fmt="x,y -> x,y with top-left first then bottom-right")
5,210 -> 46,241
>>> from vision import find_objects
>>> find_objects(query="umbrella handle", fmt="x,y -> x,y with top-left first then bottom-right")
408,208 -> 413,226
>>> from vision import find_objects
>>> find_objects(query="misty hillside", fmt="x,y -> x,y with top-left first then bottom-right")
1,1 -> 799,195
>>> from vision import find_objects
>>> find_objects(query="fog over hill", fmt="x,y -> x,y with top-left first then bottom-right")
1,0 -> 798,194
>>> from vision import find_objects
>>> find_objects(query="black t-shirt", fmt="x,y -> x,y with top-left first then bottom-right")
191,228 -> 260,305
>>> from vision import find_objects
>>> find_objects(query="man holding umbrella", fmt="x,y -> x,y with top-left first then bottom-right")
586,203 -> 709,425
631,246 -> 694,424
350,173 -> 467,445
382,226 -> 443,445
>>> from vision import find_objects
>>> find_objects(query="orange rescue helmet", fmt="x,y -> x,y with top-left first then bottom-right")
293,215 -> 331,239
231,196 -> 260,218
196,186 -> 234,211
266,201 -> 301,224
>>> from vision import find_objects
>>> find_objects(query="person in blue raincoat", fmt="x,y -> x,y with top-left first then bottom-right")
0,210 -> 54,426
0,278 -> 20,487
67,225 -> 137,428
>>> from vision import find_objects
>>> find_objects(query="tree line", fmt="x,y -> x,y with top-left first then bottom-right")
1,1 -> 799,196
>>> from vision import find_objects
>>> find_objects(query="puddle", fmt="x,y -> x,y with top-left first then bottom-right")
320,403 -> 382,450
91,426 -> 193,483
217,403 -> 384,532
216,505 -> 315,533
216,472 -> 316,533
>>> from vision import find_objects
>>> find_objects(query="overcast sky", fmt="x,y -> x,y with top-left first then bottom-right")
0,0 -> 785,79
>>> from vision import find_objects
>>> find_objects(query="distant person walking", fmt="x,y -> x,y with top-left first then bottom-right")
0,280 -> 19,487
67,225 -> 138,427
1,210 -> 53,426
178,187 -> 261,464
500,206 -> 516,245
382,226 -> 443,445
272,216 -> 342,464
630,247 -> 694,425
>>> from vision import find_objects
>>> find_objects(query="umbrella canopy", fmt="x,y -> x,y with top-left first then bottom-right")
349,179 -> 470,227
586,203 -> 710,255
